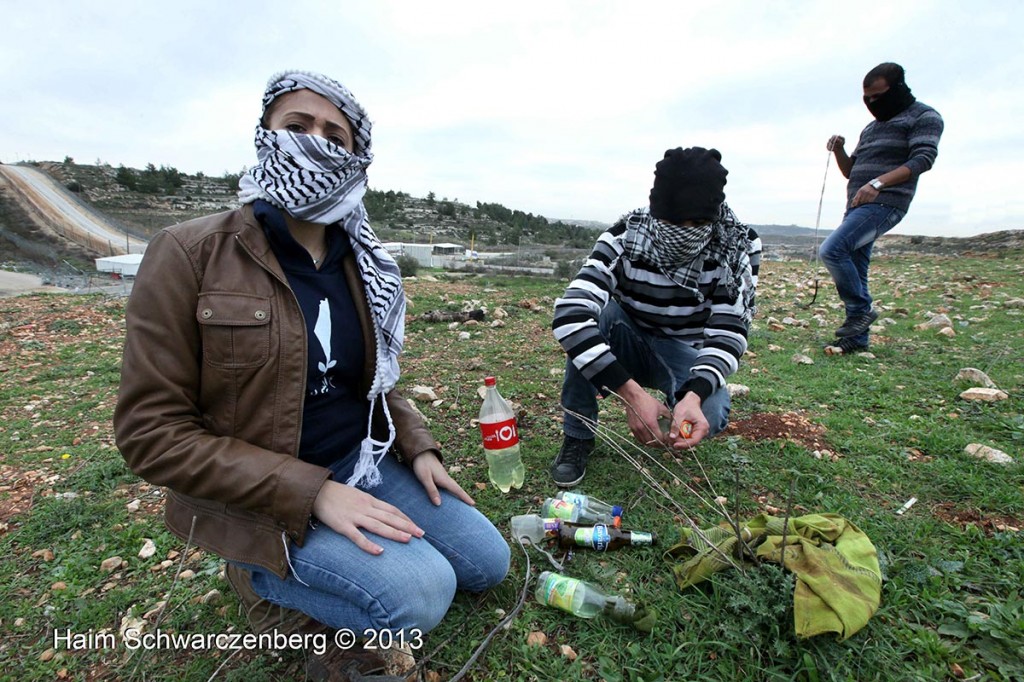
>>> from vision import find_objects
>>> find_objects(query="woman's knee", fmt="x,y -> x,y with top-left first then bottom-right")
380,557 -> 458,633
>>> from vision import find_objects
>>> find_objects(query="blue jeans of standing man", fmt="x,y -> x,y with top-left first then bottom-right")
819,203 -> 905,345
561,299 -> 731,440
237,452 -> 510,636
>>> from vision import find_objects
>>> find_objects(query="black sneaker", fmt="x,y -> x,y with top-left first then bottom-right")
835,310 -> 878,338
550,436 -> 594,487
825,337 -> 870,355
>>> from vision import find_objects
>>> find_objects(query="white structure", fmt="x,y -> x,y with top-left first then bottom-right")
386,242 -> 466,268
95,254 -> 145,277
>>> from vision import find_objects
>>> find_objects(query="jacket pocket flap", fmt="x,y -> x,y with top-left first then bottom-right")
197,293 -> 272,326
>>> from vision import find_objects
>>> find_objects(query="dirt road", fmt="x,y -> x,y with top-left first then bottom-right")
0,270 -> 65,297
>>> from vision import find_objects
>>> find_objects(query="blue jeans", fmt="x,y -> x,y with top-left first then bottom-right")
819,203 -> 905,344
240,453 -> 510,635
561,299 -> 731,440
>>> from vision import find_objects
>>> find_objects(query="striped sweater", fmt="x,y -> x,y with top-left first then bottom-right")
552,208 -> 761,402
848,100 -> 943,213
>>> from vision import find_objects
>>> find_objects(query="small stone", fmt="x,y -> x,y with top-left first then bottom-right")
100,556 -> 123,573
32,549 -> 55,562
39,649 -> 56,662
959,388 -> 1009,402
489,319 -> 506,328
143,601 -> 167,620
767,344 -> 783,351
792,353 -> 814,365
560,644 -> 578,661
447,322 -> 459,330
51,581 -> 67,591
431,399 -> 444,408
726,384 -> 750,399
179,569 -> 196,580
200,589 -> 222,605
458,332 -> 471,341
937,327 -> 956,338
714,496 -> 728,506
964,443 -> 1013,465
526,631 -> 548,647
769,323 -> 786,332
954,368 -> 997,389
138,539 -> 157,560
126,499 -> 141,513
857,352 -> 876,359
915,314 -> 953,331
410,386 -> 438,402
549,367 -> 564,376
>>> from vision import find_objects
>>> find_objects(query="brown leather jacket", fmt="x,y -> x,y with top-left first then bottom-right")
114,205 -> 438,577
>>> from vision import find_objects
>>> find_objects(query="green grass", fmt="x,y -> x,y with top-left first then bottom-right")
1,254 -> 1022,681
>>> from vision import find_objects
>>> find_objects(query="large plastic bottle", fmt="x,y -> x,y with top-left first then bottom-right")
556,522 -> 657,551
556,491 -> 623,524
541,494 -> 622,526
535,571 -> 637,624
478,376 -> 525,492
510,515 -> 560,544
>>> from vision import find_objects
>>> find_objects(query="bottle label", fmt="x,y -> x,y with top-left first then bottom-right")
545,499 -> 576,521
629,532 -> 654,546
480,417 -> 519,450
561,492 -> 585,506
539,573 -> 579,612
541,518 -> 561,537
575,524 -> 611,551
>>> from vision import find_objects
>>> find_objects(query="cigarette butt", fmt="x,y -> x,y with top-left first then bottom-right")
895,497 -> 918,515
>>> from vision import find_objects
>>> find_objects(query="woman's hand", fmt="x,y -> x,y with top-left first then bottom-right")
412,451 -> 476,507
312,480 -> 424,555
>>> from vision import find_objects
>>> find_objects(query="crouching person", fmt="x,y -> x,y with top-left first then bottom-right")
114,70 -> 510,681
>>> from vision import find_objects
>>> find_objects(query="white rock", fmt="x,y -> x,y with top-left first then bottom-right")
1003,298 -> 1024,308
954,368 -> 997,389
493,307 -> 508,319
726,383 -> 750,399
410,386 -> 438,402
489,319 -> 506,328
937,327 -> 956,338
549,368 -> 564,376
101,556 -> 124,573
126,499 -> 141,513
964,443 -> 1014,464
458,332 -> 471,341
857,352 -> 876,359
767,344 -> 783,352
431,399 -> 444,408
138,539 -> 157,560
959,387 -> 1009,402
792,353 -> 814,365
447,322 -> 460,330
915,314 -> 953,331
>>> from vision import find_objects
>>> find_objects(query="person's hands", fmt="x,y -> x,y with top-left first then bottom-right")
827,135 -> 845,152
666,392 -> 710,450
312,479 -> 424,555
412,451 -> 476,507
850,183 -> 880,207
619,380 -> 672,447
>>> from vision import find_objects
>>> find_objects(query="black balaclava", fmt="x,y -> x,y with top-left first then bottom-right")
864,81 -> 916,121
648,147 -> 728,224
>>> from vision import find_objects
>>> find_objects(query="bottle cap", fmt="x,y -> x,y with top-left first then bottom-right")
484,376 -> 496,386
612,505 -> 623,518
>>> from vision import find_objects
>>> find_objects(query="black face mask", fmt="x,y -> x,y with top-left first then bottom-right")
864,81 -> 916,121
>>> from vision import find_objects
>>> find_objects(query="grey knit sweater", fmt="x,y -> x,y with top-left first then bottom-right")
848,100 -> 944,213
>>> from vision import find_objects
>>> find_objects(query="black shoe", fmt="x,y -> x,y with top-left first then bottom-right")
825,337 -> 870,355
835,310 -> 878,338
550,436 -> 594,488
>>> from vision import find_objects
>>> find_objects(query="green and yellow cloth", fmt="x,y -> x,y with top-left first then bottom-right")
666,513 -> 882,640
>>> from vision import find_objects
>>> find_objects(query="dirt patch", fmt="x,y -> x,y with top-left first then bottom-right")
726,411 -> 831,454
0,464 -> 41,534
931,502 -> 1022,535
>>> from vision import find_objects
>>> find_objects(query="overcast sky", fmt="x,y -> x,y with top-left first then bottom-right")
2,1 -> 1021,237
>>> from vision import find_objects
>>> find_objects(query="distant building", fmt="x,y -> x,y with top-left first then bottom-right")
95,254 -> 145,277
385,242 -> 466,268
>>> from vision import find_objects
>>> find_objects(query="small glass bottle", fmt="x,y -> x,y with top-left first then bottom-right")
556,522 -> 657,551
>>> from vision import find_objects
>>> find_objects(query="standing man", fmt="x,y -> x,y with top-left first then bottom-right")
821,62 -> 943,353
549,147 -> 760,487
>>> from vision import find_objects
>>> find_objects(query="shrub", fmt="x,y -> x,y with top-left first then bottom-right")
395,255 -> 419,277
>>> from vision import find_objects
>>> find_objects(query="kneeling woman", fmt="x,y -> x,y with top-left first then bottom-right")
114,70 -> 509,675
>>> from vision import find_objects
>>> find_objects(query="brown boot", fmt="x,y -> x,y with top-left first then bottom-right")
224,564 -> 410,681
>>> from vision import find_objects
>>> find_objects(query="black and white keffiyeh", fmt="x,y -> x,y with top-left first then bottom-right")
238,70 -> 405,489
622,203 -> 750,306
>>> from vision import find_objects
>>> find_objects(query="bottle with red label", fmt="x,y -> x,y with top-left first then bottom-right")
479,376 -> 525,492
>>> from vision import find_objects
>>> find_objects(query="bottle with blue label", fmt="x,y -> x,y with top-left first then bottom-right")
556,522 -> 657,551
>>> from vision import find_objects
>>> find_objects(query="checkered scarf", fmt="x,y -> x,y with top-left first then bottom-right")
238,71 -> 404,489
622,203 -> 749,302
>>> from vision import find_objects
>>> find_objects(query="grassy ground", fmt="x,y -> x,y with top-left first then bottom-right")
0,253 -> 1022,681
